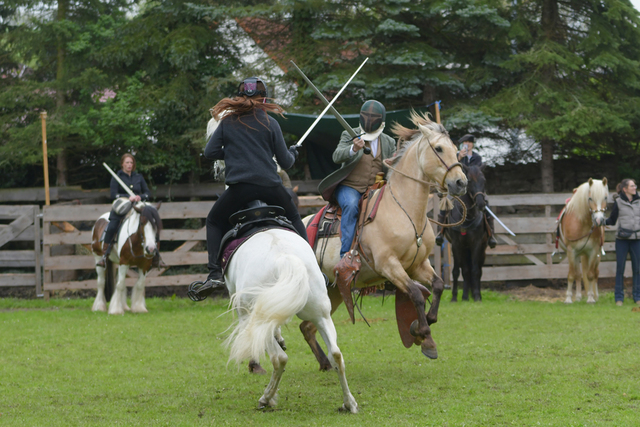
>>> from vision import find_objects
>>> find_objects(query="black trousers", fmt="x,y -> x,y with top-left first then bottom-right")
206,182 -> 308,273
104,211 -> 124,244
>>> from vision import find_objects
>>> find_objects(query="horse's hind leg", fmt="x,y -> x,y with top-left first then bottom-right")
92,257 -> 107,312
249,328 -> 284,374
314,316 -> 358,413
258,337 -> 288,409
131,272 -> 148,313
299,285 -> 342,371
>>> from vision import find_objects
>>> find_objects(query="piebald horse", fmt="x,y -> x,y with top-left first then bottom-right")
224,228 -> 358,412
91,203 -> 162,314
300,111 -> 467,369
559,178 -> 608,304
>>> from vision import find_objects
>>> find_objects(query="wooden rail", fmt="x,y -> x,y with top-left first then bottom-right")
31,191 -> 629,294
0,206 -> 42,293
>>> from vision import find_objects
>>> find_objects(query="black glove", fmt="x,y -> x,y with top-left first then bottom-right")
288,145 -> 299,160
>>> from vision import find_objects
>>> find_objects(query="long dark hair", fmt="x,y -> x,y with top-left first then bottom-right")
616,178 -> 636,193
211,80 -> 285,131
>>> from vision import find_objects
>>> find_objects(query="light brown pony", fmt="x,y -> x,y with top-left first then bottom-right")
559,178 -> 608,304
298,111 -> 467,368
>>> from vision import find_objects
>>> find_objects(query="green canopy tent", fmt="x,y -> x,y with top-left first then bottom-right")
271,106 -> 433,179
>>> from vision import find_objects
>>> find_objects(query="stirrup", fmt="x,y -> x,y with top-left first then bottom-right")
187,278 -> 225,302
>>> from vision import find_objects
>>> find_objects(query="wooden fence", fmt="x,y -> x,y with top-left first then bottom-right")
0,205 -> 42,293
2,191 -> 633,294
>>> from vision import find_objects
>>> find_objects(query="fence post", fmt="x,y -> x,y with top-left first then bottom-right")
545,205 -> 552,267
34,206 -> 42,296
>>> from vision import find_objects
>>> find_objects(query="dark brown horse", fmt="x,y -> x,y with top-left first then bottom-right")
445,166 -> 489,302
91,203 -> 162,314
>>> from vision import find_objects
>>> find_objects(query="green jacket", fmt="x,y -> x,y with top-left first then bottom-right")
318,127 -> 397,201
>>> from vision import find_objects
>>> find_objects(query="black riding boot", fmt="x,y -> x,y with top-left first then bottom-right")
435,209 -> 446,246
96,220 -> 119,268
96,243 -> 113,268
486,209 -> 497,249
187,265 -> 226,302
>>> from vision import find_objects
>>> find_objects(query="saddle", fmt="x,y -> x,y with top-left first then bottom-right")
307,181 -> 387,324
218,200 -> 297,272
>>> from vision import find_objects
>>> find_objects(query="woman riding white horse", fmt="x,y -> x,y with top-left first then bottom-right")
222,227 -> 358,412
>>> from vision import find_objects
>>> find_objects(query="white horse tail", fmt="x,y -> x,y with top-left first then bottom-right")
227,254 -> 310,364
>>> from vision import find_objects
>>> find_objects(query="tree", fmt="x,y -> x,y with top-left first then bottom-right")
0,0 -> 132,187
485,0 -> 640,192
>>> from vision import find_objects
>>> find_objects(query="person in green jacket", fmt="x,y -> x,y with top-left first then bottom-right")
317,100 -> 397,259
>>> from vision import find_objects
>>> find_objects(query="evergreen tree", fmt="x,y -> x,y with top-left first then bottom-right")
485,0 -> 640,191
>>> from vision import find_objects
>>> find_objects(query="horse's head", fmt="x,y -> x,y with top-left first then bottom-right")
134,203 -> 163,257
587,177 -> 609,227
391,111 -> 467,195
464,165 -> 487,212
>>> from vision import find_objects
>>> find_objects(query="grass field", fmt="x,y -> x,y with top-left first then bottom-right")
1,290 -> 639,426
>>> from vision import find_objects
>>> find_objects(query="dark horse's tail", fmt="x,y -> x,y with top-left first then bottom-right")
105,257 -> 114,303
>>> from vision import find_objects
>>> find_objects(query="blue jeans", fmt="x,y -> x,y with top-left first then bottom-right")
335,185 -> 362,258
614,239 -> 640,302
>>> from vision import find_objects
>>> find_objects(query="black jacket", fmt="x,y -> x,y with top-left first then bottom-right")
110,170 -> 150,201
204,110 -> 294,187
460,151 -> 483,167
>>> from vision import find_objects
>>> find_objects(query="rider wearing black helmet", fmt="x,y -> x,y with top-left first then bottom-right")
318,100 -> 397,260
198,77 -> 306,295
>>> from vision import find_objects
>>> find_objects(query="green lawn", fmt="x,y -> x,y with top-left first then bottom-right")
1,290 -> 638,426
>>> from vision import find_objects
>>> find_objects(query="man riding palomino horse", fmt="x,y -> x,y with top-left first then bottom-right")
435,134 -> 497,249
97,153 -> 155,268
318,100 -> 397,264
189,77 -> 307,301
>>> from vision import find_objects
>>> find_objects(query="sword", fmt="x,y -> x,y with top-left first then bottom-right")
295,57 -> 368,148
103,162 -> 136,198
485,206 -> 516,237
290,60 -> 372,155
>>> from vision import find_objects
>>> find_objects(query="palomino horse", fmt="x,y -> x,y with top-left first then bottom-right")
299,111 -> 467,369
446,165 -> 489,302
90,203 -> 162,314
559,178 -> 608,304
224,228 -> 358,412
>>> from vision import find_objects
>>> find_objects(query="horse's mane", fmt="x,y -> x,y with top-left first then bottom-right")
566,180 -> 608,218
141,205 -> 163,235
389,110 -> 451,164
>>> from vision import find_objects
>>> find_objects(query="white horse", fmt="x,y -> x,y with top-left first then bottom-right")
90,203 -> 162,315
224,228 -> 358,413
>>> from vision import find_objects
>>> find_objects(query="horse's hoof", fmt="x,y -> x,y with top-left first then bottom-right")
319,363 -> 333,372
339,403 -> 359,414
564,298 -> 573,304
249,361 -> 267,374
421,345 -> 438,360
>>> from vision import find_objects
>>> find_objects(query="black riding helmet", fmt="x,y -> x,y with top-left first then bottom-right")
237,77 -> 268,98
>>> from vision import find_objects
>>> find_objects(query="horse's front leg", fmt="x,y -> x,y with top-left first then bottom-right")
471,238 -> 487,302
582,253 -> 599,304
565,249 -> 578,304
382,258 -> 438,359
108,264 -> 129,315
450,238 -> 461,303
411,259 -> 444,327
131,270 -> 148,313
92,256 -> 107,312
299,285 -> 342,371
460,251 -> 473,301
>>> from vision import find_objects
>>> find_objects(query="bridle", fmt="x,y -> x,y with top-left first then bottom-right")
383,132 -> 467,267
